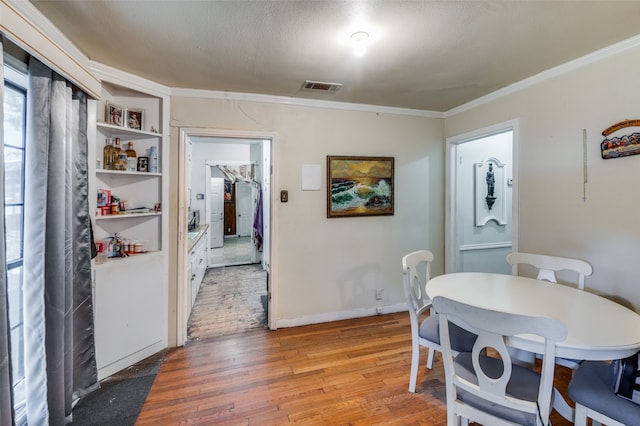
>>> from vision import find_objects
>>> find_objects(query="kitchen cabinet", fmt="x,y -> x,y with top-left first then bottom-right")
187,226 -> 208,318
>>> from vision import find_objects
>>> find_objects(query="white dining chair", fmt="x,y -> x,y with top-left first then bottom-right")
433,295 -> 567,426
507,251 -> 593,372
506,251 -> 593,290
401,250 -> 476,393
568,360 -> 640,426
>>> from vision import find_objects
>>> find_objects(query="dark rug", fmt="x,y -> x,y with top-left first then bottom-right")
71,375 -> 155,426
71,350 -> 165,425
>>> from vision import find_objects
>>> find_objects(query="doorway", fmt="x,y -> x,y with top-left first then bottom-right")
445,120 -> 518,274
206,166 -> 259,266
177,128 -> 276,346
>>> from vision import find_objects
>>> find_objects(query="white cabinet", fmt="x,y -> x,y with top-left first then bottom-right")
89,66 -> 170,380
187,228 -> 208,319
94,253 -> 165,379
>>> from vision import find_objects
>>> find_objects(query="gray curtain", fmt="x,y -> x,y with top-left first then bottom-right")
23,58 -> 97,425
0,37 -> 16,426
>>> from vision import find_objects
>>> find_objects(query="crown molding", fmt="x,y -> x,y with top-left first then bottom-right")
0,0 -> 101,98
171,87 -> 443,118
445,34 -> 640,118
90,61 -> 171,98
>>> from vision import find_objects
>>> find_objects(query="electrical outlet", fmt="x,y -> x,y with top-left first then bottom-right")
376,307 -> 383,315
375,289 -> 383,300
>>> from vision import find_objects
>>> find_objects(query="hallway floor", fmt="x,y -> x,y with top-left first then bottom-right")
187,264 -> 268,341
209,236 -> 254,266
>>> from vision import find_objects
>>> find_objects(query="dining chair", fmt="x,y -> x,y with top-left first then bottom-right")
568,360 -> 640,426
506,251 -> 593,371
432,295 -> 567,426
401,250 -> 476,393
506,251 -> 593,290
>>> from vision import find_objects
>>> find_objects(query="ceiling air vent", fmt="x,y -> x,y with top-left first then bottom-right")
302,80 -> 342,92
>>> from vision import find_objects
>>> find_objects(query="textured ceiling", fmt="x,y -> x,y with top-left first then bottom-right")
29,0 -> 640,112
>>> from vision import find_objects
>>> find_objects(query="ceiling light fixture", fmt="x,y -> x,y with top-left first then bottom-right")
350,31 -> 370,57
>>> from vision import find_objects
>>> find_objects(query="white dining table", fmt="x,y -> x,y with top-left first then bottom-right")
426,272 -> 640,362
426,272 -> 640,421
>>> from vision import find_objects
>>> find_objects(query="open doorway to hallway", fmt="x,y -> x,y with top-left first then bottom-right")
178,128 -> 275,346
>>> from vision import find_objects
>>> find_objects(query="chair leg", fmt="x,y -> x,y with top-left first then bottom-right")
552,387 -> 574,422
573,404 -> 587,426
446,409 -> 458,426
426,346 -> 435,369
409,342 -> 420,392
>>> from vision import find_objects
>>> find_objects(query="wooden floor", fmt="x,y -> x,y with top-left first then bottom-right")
136,312 -> 574,425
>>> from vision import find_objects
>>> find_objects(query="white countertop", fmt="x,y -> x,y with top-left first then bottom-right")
187,224 -> 208,253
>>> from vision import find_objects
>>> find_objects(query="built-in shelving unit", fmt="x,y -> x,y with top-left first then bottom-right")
89,63 -> 170,380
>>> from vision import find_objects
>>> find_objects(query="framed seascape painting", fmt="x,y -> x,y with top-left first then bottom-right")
326,155 -> 394,218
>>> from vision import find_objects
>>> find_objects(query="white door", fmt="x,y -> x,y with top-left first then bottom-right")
210,178 -> 224,248
236,181 -> 253,237
446,122 -> 517,274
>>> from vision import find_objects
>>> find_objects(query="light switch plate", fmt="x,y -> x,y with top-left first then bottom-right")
280,190 -> 288,202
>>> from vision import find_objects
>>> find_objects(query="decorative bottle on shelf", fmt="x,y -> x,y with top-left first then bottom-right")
148,146 -> 158,173
114,138 -> 127,171
126,141 -> 137,172
103,137 -> 114,170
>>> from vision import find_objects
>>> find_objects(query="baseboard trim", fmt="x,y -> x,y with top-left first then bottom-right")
96,340 -> 165,381
275,303 -> 407,329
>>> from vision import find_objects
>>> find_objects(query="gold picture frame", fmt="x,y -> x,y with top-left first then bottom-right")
326,155 -> 394,218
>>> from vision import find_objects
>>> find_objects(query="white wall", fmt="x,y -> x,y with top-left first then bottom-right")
168,97 -> 444,327
445,43 -> 640,311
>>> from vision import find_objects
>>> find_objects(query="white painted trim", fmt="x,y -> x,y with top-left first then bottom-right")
276,303 -> 407,329
0,0 -> 101,98
445,119 -> 519,273
97,340 -> 165,381
171,87 -> 442,118
459,242 -> 512,252
90,61 -> 171,97
445,34 -> 640,118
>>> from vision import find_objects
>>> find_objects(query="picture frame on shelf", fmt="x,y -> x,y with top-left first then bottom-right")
105,102 -> 124,127
326,155 -> 394,218
125,107 -> 144,131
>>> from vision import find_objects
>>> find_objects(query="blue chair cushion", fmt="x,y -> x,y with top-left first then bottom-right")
568,361 -> 640,425
454,352 -> 543,426
419,313 -> 476,352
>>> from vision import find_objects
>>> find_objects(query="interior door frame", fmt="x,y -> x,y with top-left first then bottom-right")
445,119 -> 519,273
177,127 -> 278,346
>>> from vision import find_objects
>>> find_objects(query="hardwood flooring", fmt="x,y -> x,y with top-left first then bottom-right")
136,312 -> 573,425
